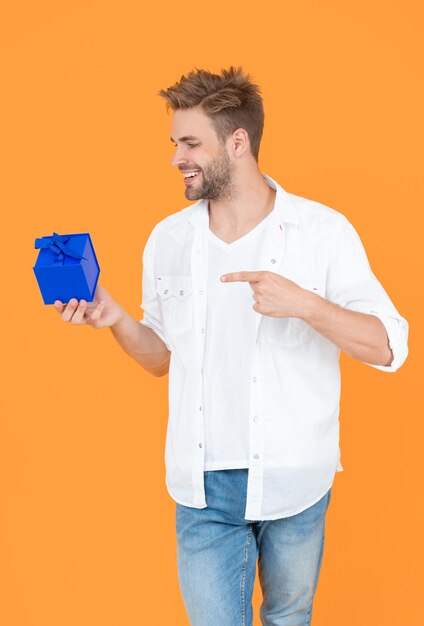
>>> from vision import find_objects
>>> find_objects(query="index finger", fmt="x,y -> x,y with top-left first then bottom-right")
221,271 -> 263,283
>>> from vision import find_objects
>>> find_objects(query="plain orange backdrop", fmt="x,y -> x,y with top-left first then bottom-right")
0,1 -> 422,625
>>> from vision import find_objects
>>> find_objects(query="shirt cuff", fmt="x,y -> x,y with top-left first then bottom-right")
365,311 -> 409,372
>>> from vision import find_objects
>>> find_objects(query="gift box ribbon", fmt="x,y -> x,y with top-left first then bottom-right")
34,232 -> 88,265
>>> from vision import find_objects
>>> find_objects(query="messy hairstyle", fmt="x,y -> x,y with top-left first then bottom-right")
157,66 -> 264,162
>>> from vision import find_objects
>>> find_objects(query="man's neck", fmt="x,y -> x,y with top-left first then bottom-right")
208,170 -> 276,237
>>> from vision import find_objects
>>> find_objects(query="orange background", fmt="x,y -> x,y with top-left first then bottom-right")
1,1 -> 422,624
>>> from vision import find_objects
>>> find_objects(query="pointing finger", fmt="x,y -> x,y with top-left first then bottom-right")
221,271 -> 263,283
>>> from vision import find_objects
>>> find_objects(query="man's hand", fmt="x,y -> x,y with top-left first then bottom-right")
220,271 -> 310,318
221,270 -> 393,366
54,283 -> 124,329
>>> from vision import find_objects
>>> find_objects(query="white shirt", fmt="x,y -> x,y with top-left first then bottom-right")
203,209 -> 275,470
139,173 -> 409,520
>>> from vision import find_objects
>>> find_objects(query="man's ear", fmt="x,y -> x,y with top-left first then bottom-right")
231,128 -> 249,156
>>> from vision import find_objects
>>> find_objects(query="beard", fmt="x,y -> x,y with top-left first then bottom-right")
184,145 -> 237,202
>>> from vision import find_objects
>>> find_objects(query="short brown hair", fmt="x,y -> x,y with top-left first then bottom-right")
158,66 -> 264,162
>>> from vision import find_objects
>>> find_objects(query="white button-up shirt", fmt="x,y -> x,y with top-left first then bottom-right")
139,173 -> 409,520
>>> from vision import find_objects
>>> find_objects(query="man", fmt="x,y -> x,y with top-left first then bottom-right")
54,66 -> 409,625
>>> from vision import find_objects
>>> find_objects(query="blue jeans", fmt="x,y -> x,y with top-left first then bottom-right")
176,469 -> 332,626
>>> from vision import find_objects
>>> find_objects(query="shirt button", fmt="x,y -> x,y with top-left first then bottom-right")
271,258 -> 276,264
201,328 -> 205,333
199,290 -> 203,295
199,406 -> 202,411
179,290 -> 184,296
164,289 -> 169,294
253,415 -> 259,422
199,443 -> 203,448
253,376 -> 257,382
253,453 -> 260,460
196,249 -> 201,254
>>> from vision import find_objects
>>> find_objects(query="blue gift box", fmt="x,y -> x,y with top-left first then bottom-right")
33,232 -> 100,305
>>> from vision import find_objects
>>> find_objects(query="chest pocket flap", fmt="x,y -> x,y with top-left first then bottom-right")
156,275 -> 193,334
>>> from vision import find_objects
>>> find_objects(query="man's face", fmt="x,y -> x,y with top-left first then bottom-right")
170,107 -> 236,202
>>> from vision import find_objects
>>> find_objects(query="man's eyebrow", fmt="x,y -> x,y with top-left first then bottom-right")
170,135 -> 200,143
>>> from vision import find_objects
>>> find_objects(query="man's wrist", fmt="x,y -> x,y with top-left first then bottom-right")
298,289 -> 327,324
109,305 -> 126,330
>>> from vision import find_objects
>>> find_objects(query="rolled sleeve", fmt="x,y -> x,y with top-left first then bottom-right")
139,226 -> 172,352
326,215 -> 409,373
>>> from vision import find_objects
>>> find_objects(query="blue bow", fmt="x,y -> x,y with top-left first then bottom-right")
34,232 -> 87,265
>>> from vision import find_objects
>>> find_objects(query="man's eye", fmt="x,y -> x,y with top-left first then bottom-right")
172,142 -> 199,148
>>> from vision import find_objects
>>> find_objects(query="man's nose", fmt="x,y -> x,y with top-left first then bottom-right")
170,145 -> 189,167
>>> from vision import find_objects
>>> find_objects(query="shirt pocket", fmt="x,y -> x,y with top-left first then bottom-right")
265,283 -> 325,347
155,275 -> 194,335
265,317 -> 307,347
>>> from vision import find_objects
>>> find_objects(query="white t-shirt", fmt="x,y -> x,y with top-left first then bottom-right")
203,209 -> 275,470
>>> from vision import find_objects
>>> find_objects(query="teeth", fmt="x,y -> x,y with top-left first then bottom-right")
184,171 -> 200,178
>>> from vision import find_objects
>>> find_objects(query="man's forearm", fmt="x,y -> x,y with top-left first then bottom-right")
109,308 -> 171,375
300,291 -> 393,366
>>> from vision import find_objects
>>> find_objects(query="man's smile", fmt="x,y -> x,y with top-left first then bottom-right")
181,169 -> 202,184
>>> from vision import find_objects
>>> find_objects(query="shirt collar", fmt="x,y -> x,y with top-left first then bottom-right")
188,173 -> 302,229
